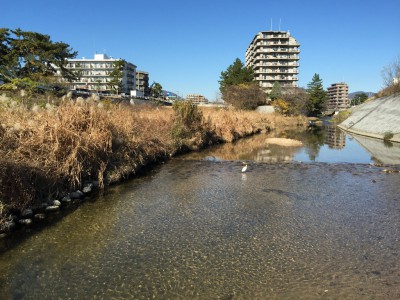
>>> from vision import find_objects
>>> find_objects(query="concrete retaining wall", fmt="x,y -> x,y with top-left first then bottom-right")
338,94 -> 400,143
256,105 -> 275,114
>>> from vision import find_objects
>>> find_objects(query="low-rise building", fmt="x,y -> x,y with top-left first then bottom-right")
327,82 -> 349,111
186,94 -> 208,105
55,54 -> 136,94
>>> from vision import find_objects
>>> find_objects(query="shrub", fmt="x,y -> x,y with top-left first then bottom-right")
330,110 -> 351,123
222,83 -> 265,110
383,131 -> 394,141
171,101 -> 208,151
272,99 -> 290,115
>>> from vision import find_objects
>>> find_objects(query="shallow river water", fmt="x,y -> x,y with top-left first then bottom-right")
1,127 -> 400,299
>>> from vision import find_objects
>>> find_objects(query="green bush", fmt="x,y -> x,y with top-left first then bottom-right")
383,131 -> 394,141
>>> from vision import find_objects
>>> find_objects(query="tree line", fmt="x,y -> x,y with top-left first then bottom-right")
218,58 -> 329,116
219,56 -> 400,116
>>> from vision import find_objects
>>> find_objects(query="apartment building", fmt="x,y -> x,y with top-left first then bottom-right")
186,94 -> 208,105
325,125 -> 346,149
327,82 -> 349,111
136,71 -> 149,96
245,30 -> 300,93
56,54 -> 136,94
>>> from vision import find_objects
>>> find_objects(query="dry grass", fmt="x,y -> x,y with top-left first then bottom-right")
0,98 -> 306,227
375,83 -> 400,98
202,108 -> 306,142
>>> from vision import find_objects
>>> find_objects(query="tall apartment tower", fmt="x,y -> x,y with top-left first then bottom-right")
245,30 -> 300,94
327,82 -> 349,111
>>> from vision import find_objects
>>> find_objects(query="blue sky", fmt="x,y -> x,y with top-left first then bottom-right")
2,0 -> 400,100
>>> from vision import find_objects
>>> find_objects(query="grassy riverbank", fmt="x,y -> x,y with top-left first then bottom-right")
0,97 -> 306,229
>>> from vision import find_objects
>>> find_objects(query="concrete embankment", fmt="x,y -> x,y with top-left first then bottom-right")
338,94 -> 400,142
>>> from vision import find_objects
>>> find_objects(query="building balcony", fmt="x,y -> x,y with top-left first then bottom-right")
256,69 -> 299,74
256,76 -> 298,81
262,34 -> 290,39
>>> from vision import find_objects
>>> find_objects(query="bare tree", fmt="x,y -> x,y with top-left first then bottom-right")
382,55 -> 400,87
222,83 -> 265,110
282,87 -> 309,115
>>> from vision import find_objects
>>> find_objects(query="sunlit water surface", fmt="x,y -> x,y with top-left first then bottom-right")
1,126 -> 400,299
181,125 -> 400,164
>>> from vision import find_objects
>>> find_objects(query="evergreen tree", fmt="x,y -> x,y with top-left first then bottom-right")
219,58 -> 254,93
149,82 -> 163,98
350,92 -> 368,106
269,81 -> 282,101
306,73 -> 327,116
109,59 -> 125,94
0,28 -> 77,83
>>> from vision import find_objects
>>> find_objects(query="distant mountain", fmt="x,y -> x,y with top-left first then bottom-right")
349,91 -> 376,99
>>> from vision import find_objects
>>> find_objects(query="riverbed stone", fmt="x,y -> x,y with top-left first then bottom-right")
45,205 -> 60,212
70,190 -> 84,199
0,233 -> 7,239
52,200 -> 61,206
34,213 -> 46,220
82,183 -> 93,195
61,195 -> 72,204
21,209 -> 33,218
19,219 -> 32,226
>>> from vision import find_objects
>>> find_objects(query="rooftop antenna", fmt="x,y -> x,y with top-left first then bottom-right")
270,18 -> 272,31
279,18 -> 281,31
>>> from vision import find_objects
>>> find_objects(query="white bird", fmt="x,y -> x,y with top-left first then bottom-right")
241,164 -> 248,173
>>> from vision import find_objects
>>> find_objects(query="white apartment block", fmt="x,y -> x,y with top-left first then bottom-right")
246,30 -> 300,93
186,94 -> 208,105
327,82 -> 349,111
56,54 -> 136,94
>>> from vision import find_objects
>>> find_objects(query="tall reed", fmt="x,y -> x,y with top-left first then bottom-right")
0,98 -> 305,228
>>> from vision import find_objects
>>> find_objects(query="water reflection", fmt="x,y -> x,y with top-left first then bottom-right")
326,125 -> 346,149
181,125 -> 400,164
350,133 -> 400,165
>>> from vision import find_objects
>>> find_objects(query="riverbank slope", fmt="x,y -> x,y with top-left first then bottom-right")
338,94 -> 400,142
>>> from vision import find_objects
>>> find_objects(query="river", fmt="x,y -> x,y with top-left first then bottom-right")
0,126 -> 400,299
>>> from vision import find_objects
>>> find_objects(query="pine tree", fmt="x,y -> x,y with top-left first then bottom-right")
109,59 -> 126,94
219,58 -> 254,93
306,73 -> 327,116
269,81 -> 282,101
0,28 -> 77,83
